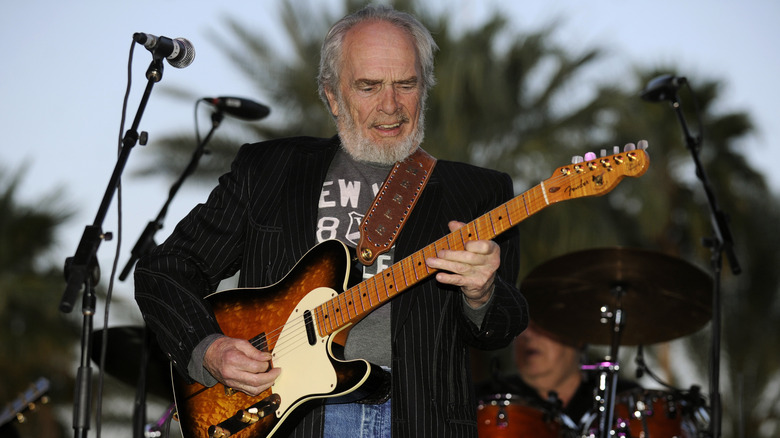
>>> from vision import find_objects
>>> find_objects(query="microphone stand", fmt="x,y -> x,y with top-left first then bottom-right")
118,110 -> 224,438
119,109 -> 223,281
666,91 -> 741,438
59,55 -> 167,438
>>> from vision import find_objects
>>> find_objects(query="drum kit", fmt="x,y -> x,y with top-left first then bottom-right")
478,247 -> 714,438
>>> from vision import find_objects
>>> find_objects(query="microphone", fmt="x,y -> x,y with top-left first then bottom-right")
133,32 -> 195,68
202,97 -> 271,121
640,74 -> 686,102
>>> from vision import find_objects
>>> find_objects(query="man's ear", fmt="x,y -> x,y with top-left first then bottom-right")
324,88 -> 339,117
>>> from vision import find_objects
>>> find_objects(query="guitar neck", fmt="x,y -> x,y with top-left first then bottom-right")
313,149 -> 648,337
0,377 -> 49,427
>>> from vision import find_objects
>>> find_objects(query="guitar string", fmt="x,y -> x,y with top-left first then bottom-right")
261,185 -> 553,360
256,153 -> 644,361
260,153 -> 640,360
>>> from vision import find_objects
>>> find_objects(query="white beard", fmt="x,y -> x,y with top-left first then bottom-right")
335,95 -> 425,165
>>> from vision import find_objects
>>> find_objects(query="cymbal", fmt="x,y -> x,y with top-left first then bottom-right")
521,247 -> 713,346
91,326 -> 172,401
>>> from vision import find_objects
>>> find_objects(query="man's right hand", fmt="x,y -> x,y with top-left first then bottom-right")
203,336 -> 281,396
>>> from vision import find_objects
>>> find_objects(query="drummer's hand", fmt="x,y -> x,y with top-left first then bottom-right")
203,336 -> 280,396
425,221 -> 500,309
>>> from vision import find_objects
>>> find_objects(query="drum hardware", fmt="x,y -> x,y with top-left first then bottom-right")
90,326 -> 171,401
477,393 -> 579,437
144,403 -> 176,438
520,247 -> 714,438
91,326 -> 172,438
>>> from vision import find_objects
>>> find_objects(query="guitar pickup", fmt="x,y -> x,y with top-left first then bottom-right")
207,394 -> 281,438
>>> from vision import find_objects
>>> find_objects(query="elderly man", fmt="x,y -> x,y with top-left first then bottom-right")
135,5 -> 527,437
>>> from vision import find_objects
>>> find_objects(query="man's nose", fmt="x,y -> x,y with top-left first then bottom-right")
377,87 -> 399,114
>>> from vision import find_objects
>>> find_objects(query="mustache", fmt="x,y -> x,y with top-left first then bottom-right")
371,113 -> 410,126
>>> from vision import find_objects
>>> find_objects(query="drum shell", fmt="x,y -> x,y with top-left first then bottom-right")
612,389 -> 697,438
477,393 -> 575,438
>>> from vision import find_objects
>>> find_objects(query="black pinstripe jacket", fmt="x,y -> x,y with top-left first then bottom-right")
135,135 -> 528,437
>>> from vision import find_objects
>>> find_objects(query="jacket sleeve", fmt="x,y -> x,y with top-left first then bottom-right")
458,170 -> 528,350
133,143 -> 255,380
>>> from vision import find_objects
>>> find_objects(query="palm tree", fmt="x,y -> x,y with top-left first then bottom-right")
0,165 -> 76,437
129,0 -> 780,436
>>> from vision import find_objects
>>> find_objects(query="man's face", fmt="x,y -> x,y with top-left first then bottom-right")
326,20 -> 424,164
514,324 -> 581,384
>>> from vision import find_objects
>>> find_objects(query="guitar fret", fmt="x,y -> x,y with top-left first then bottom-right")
378,271 -> 392,300
446,232 -> 460,251
398,259 -> 410,290
489,206 -> 509,237
336,295 -> 347,326
364,280 -> 376,308
339,293 -> 352,321
356,282 -> 370,313
330,299 -> 341,329
462,228 -> 470,246
434,237 -> 450,254
324,299 -> 337,331
519,192 -> 530,218
385,269 -> 396,297
391,265 -> 405,294
421,246 -> 437,270
411,251 -> 427,278
315,307 -> 327,336
368,275 -> 383,306
321,303 -> 334,334
412,253 -> 423,280
347,289 -> 359,320
502,203 -> 515,227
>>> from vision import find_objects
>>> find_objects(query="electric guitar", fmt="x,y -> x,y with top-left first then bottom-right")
172,149 -> 650,438
0,377 -> 50,427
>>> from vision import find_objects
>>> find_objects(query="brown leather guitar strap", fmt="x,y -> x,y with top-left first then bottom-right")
356,147 -> 437,266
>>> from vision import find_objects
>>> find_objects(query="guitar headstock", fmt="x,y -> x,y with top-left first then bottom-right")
543,147 -> 649,203
0,377 -> 50,427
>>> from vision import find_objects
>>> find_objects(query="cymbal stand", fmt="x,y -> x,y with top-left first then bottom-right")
581,285 -> 626,438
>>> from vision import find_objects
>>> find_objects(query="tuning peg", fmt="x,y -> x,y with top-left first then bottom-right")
613,146 -> 620,155
637,140 -> 649,150
571,155 -> 584,164
623,143 -> 636,152
584,152 -> 597,161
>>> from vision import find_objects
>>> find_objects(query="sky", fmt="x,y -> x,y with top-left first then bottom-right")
1,0 -> 778,432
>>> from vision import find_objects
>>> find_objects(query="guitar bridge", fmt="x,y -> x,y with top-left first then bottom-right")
207,394 -> 282,438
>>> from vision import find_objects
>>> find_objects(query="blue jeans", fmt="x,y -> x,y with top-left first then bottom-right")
322,398 -> 392,438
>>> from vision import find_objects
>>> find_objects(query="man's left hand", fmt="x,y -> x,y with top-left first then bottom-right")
425,220 -> 500,309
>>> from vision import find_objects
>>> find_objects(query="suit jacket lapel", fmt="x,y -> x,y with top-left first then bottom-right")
279,137 -> 340,261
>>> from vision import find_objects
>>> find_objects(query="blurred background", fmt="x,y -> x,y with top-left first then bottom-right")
1,0 -> 778,437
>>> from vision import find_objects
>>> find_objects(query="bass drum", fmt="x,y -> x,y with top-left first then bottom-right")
477,393 -> 578,438
582,388 -> 700,438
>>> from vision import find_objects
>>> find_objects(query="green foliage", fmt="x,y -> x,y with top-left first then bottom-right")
0,166 -> 77,437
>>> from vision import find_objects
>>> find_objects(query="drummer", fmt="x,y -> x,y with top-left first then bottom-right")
477,321 -> 639,425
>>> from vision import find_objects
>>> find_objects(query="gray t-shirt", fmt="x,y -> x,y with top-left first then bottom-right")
317,148 -> 394,367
